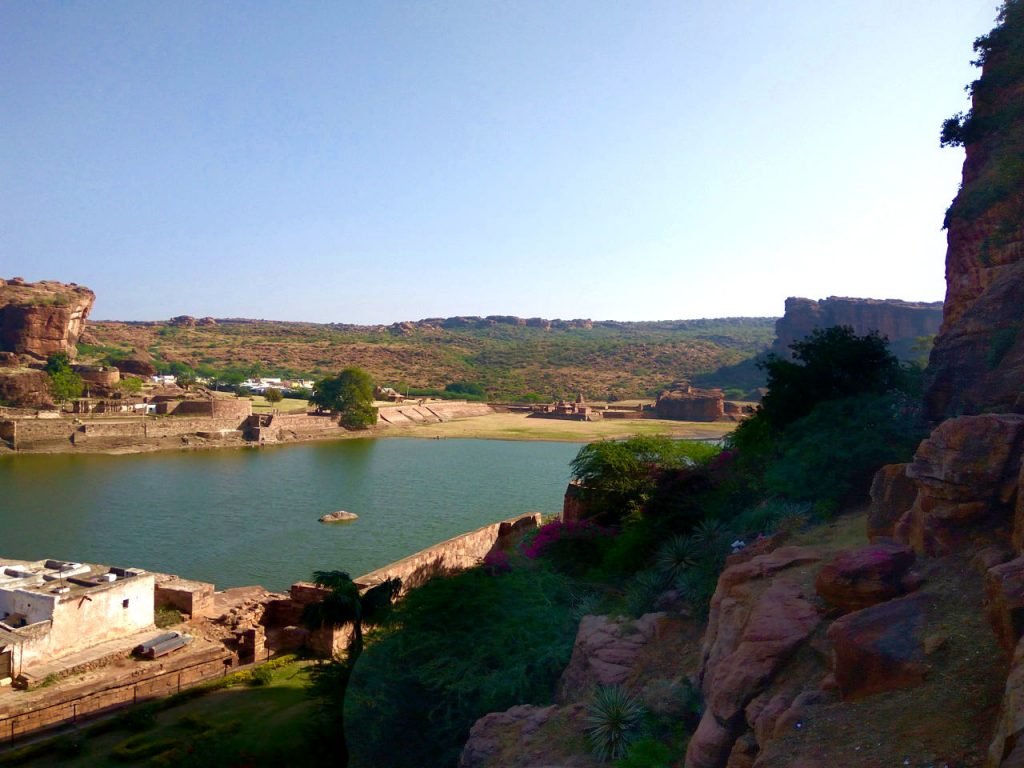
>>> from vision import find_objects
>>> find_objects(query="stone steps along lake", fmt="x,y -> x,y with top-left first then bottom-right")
0,438 -> 582,591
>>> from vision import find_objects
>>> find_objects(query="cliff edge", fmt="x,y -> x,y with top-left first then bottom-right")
0,277 -> 95,361
927,2 -> 1024,418
773,296 -> 942,362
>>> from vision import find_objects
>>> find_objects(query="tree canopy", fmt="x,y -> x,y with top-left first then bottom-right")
44,353 -> 83,404
569,435 -> 720,521
757,326 -> 899,432
310,367 -> 378,428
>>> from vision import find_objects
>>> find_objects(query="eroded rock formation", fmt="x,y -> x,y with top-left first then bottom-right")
0,278 -> 94,360
926,3 -> 1024,419
772,296 -> 942,361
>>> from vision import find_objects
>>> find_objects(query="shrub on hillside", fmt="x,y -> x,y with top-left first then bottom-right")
569,435 -> 720,523
344,566 -> 578,768
521,520 -> 612,576
763,392 -> 925,511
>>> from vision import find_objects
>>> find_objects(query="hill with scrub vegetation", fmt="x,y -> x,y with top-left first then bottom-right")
81,315 -> 776,402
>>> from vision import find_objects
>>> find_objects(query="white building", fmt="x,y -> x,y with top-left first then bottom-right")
0,558 -> 155,683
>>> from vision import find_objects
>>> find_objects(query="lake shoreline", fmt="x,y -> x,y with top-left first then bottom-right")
0,412 -> 736,457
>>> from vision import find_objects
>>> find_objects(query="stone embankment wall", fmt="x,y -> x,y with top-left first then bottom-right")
0,646 -> 230,743
355,513 -> 541,592
255,412 -> 344,442
278,514 -> 542,658
0,415 -> 252,449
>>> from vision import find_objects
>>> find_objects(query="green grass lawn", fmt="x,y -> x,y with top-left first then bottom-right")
9,661 -> 318,768
248,395 -> 311,414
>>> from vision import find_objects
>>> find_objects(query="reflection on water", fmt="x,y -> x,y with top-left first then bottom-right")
0,439 -> 580,590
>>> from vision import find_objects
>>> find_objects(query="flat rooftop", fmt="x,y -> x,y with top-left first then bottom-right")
0,556 -> 147,598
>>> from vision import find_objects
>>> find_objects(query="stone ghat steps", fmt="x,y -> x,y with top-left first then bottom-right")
377,402 -> 494,425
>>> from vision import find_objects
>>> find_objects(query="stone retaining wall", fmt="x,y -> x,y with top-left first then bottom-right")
355,512 -> 541,593
0,646 -> 231,743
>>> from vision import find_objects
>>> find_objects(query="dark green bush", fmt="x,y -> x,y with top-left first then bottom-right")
763,392 -> 925,510
345,566 -> 578,768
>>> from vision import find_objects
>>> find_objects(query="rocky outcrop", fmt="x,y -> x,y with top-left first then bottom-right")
986,556 -> 1024,655
867,463 -> 917,541
826,592 -> 930,699
556,613 -> 666,703
459,703 -> 596,768
318,510 -> 358,523
0,279 -> 94,361
654,385 -> 726,422
989,635 -> 1024,767
814,543 -> 918,613
0,369 -> 51,407
894,414 -> 1024,555
926,2 -> 1024,419
686,547 -> 824,768
772,296 -> 942,361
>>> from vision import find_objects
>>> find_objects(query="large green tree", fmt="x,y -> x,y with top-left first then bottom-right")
569,435 -> 720,522
44,353 -> 83,404
757,326 -> 899,432
728,326 -> 921,510
310,367 -> 378,428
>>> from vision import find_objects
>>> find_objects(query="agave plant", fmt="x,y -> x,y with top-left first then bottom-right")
585,685 -> 646,761
625,570 -> 670,617
655,534 -> 699,580
690,517 -> 729,547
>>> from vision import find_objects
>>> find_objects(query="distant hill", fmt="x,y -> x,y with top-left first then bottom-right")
83,315 -> 776,401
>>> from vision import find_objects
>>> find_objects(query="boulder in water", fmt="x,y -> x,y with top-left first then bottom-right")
319,510 -> 358,523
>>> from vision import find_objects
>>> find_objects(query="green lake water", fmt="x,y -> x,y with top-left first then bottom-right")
0,439 -> 582,591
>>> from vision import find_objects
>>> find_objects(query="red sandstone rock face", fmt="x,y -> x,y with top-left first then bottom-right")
988,635 -> 1024,767
685,547 -> 824,768
458,703 -> 596,768
926,21 -> 1024,419
986,556 -> 1024,655
814,543 -> 917,613
0,279 -> 94,360
0,369 -> 52,407
556,613 -> 666,703
772,296 -> 942,361
868,463 -> 918,541
896,414 -> 1024,555
826,592 -> 930,700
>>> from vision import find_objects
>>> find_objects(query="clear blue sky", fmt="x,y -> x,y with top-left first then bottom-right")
0,1 -> 1000,323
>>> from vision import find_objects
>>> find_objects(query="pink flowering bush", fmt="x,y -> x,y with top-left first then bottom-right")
482,548 -> 512,573
521,520 -> 612,575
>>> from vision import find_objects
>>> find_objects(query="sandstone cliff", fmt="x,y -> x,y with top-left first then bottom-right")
927,1 -> 1024,418
0,278 -> 95,360
772,296 -> 942,362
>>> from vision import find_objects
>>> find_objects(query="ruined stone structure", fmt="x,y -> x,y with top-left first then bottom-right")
653,384 -> 725,422
772,296 -> 942,361
527,394 -> 597,421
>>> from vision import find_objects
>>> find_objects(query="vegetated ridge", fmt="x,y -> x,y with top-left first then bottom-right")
82,315 -> 776,401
